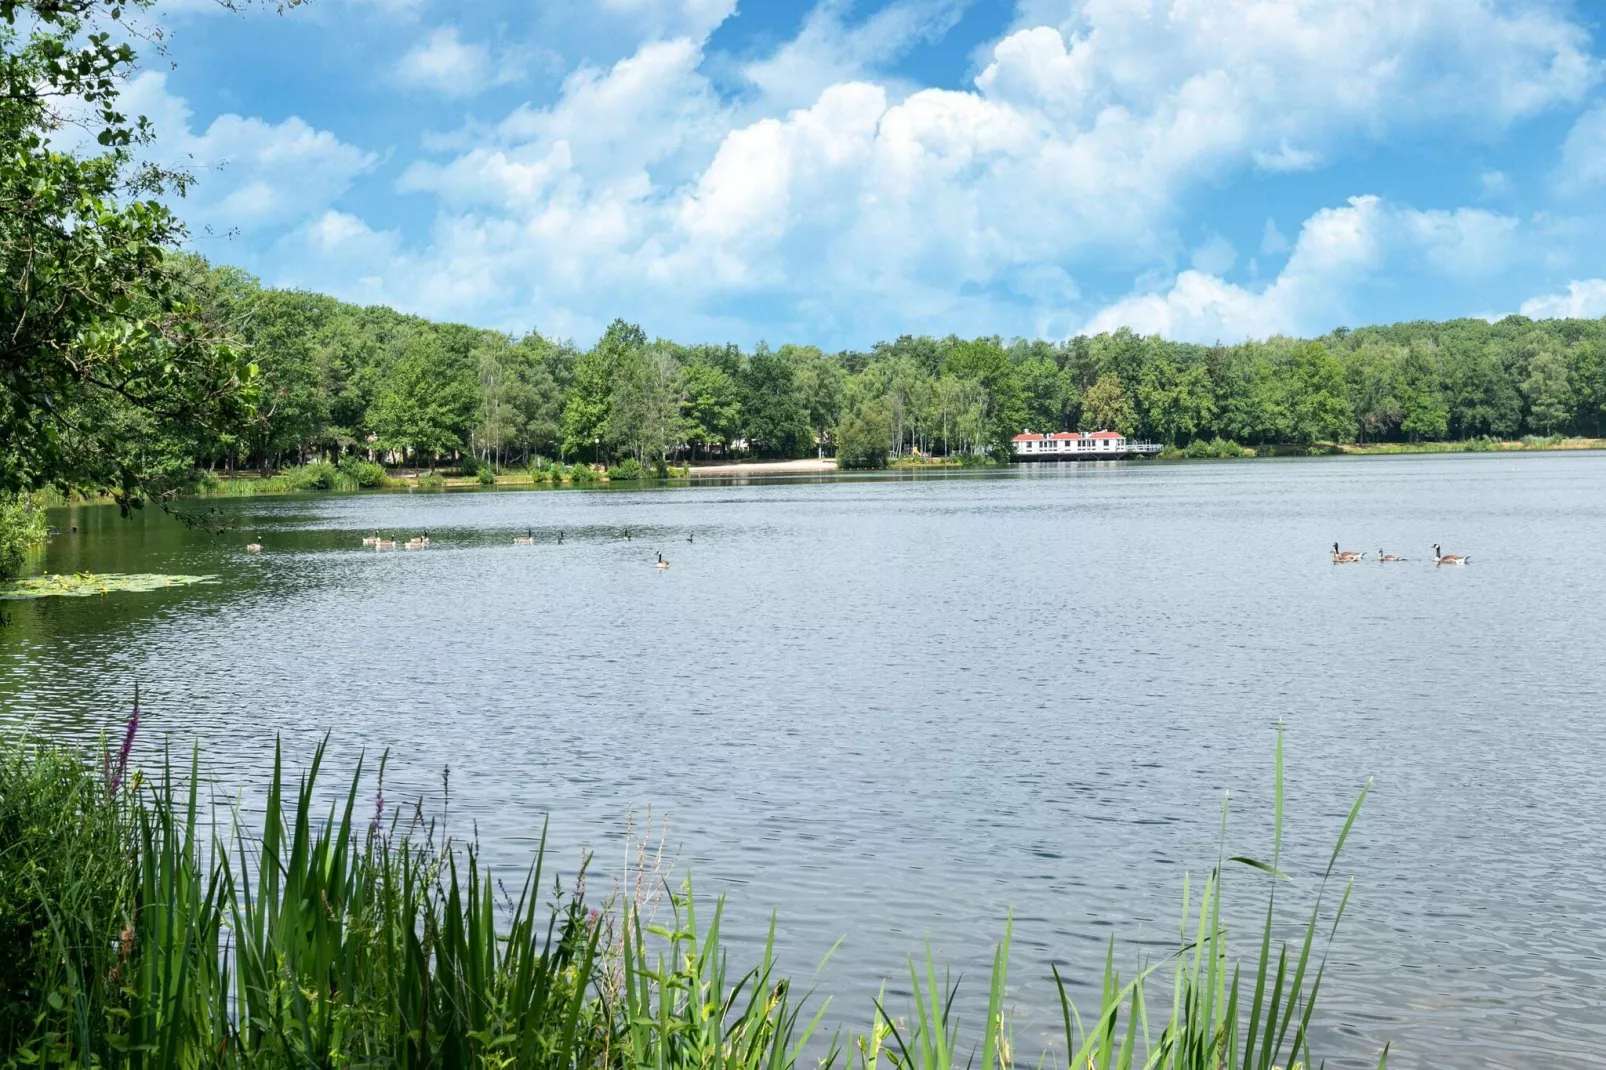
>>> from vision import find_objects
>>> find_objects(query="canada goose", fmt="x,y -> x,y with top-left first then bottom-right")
1331,542 -> 1364,563
1433,544 -> 1469,565
1378,550 -> 1403,562
362,532 -> 379,547
376,536 -> 396,550
557,531 -> 565,543
656,552 -> 669,570
623,529 -> 631,541
245,540 -> 263,553
404,538 -> 423,550
687,533 -> 694,543
420,531 -> 430,547
513,528 -> 533,545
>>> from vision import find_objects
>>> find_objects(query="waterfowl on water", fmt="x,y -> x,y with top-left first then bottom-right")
404,538 -> 424,550
1433,544 -> 1469,565
1331,542 -> 1364,563
420,531 -> 430,547
513,528 -> 533,545
687,533 -> 694,543
376,536 -> 396,550
362,532 -> 379,547
1378,550 -> 1404,562
623,529 -> 631,541
245,540 -> 263,553
656,552 -> 669,570
557,531 -> 565,543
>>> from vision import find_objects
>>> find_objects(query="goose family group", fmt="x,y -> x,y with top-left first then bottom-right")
1331,542 -> 1470,565
238,526 -> 687,568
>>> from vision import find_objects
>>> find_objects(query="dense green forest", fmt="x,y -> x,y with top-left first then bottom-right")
186,259 -> 1606,475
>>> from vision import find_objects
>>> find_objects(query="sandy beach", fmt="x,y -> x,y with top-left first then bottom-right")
686,458 -> 838,477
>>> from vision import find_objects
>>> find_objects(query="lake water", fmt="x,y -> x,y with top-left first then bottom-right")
3,454 -> 1605,1068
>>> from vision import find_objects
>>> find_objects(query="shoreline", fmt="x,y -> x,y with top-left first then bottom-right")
685,458 -> 838,477
34,437 -> 1606,509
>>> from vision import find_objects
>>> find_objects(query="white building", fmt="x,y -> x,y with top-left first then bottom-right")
1012,430 -> 1133,458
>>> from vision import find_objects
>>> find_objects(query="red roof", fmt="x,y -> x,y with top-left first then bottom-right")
1047,432 -> 1079,439
1012,433 -> 1045,442
1089,430 -> 1124,439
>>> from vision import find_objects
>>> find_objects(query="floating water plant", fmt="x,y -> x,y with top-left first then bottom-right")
0,572 -> 216,600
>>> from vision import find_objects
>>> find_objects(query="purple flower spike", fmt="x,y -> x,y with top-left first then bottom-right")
109,683 -> 140,795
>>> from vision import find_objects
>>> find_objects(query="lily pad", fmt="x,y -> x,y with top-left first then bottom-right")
0,572 -> 217,600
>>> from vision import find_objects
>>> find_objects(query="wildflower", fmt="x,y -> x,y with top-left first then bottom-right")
106,684 -> 140,795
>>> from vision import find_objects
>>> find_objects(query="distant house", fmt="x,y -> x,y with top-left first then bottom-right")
1011,430 -> 1155,460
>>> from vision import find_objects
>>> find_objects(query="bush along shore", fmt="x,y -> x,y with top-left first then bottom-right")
0,718 -> 1385,1070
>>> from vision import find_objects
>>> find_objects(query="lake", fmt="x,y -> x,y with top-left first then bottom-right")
3,454 -> 1604,1068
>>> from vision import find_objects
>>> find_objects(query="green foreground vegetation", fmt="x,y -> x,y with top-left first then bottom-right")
0,726 -> 1380,1069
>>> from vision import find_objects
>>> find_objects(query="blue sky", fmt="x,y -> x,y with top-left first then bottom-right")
135,0 -> 1606,348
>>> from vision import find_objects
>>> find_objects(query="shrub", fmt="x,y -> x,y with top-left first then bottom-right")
1158,445 -> 1186,460
607,457 -> 644,481
652,459 -> 670,479
458,453 -> 482,477
416,472 -> 446,491
569,464 -> 597,483
476,467 -> 497,485
282,462 -> 338,490
0,493 -> 47,581
337,457 -> 388,488
192,469 -> 224,494
0,735 -> 129,1052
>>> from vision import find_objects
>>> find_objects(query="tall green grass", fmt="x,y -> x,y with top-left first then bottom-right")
0,729 -> 1384,1069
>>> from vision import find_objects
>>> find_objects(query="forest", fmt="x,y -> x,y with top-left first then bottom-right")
187,257 -> 1606,475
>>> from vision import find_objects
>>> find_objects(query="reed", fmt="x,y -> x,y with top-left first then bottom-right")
0,728 -> 1385,1069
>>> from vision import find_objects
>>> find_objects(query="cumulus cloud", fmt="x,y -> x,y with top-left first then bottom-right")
287,0 -> 1597,343
119,72 -> 376,235
1084,197 -> 1521,342
1519,279 -> 1606,319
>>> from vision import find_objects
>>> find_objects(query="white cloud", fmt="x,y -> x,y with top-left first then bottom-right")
597,0 -> 737,41
1084,196 -> 1521,342
286,0 -> 1596,343
1556,102 -> 1606,194
120,72 -> 376,234
1253,139 -> 1320,172
742,0 -> 969,111
1520,279 -> 1606,319
397,26 -> 533,98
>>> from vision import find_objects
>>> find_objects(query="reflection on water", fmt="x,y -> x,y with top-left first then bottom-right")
3,455 -> 1606,1069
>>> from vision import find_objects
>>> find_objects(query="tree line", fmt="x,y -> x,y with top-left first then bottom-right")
199,261 -> 1606,474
